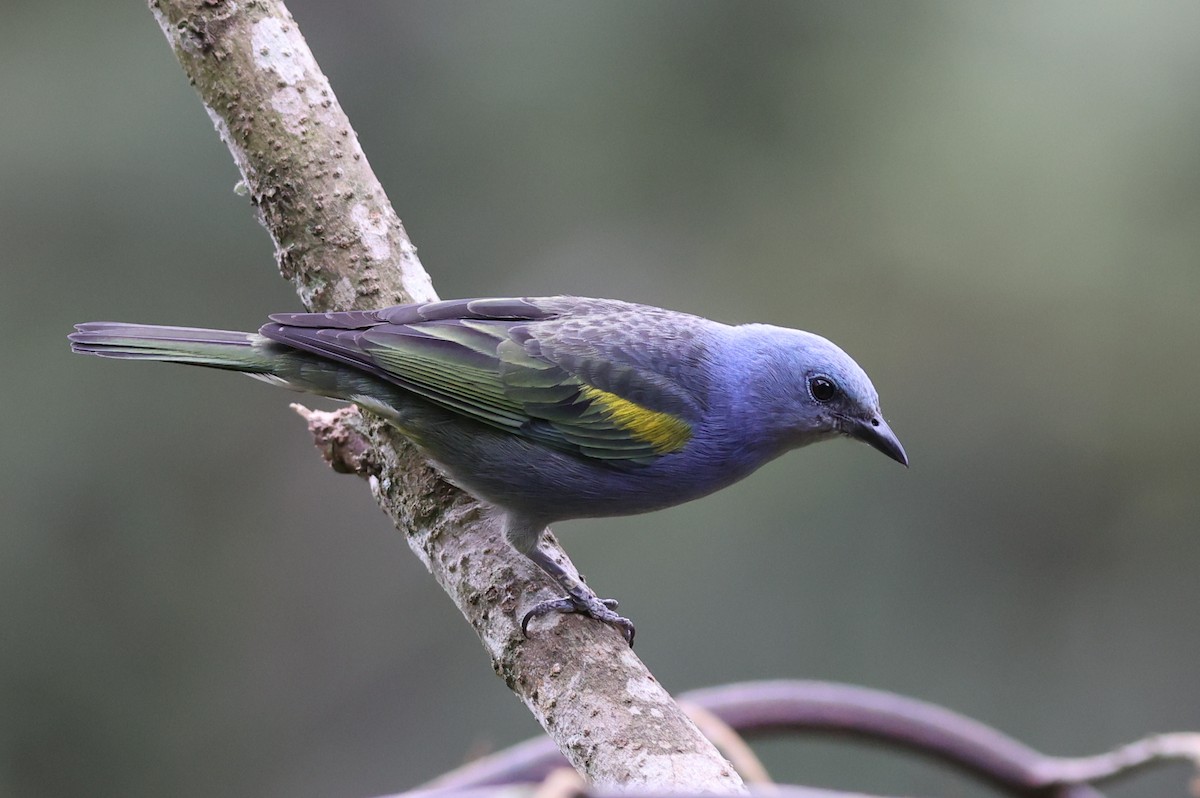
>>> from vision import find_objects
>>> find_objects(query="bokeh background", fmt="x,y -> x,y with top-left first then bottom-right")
3,2 -> 1198,797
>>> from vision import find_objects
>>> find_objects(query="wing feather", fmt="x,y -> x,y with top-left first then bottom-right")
259,297 -> 704,463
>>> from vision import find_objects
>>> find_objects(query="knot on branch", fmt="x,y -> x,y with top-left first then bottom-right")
291,403 -> 379,477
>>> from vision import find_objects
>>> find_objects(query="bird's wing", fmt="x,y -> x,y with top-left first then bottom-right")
260,297 -> 710,463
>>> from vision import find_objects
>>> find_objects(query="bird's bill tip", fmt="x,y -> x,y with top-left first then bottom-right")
846,415 -> 908,467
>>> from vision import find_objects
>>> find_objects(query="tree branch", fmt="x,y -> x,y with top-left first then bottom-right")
147,0 -> 743,791
421,680 -> 1200,798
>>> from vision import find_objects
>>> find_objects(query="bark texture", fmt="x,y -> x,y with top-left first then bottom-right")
149,0 -> 744,791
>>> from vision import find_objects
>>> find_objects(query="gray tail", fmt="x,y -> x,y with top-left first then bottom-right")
69,322 -> 271,373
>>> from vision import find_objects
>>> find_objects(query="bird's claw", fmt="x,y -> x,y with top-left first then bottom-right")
521,594 -> 635,646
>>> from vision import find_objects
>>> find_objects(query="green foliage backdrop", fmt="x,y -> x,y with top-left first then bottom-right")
2,2 -> 1198,796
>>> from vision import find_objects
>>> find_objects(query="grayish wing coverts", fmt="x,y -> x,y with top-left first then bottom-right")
260,297 -> 715,463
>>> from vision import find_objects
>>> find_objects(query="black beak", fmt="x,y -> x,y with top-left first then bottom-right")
843,415 -> 908,467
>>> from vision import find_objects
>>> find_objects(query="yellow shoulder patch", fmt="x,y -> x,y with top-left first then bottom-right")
579,386 -> 692,454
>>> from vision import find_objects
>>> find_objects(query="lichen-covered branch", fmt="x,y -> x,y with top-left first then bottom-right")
150,0 -> 430,310
148,0 -> 743,791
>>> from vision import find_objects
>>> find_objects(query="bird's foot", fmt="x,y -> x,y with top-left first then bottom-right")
521,594 -> 636,646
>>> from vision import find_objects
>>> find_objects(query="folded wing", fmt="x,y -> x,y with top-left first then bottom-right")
261,297 -> 704,463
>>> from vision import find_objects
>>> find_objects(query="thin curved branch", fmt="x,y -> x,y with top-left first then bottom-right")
402,789 -> 895,798
679,702 -> 775,786
148,1 -> 743,791
421,680 -> 1200,798
684,681 -> 1104,798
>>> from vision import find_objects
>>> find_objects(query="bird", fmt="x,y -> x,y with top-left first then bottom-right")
70,296 -> 907,644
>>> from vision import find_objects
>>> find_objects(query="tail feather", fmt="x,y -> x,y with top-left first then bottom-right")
69,322 -> 270,372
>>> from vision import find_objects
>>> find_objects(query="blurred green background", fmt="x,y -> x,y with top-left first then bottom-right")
3,2 -> 1198,797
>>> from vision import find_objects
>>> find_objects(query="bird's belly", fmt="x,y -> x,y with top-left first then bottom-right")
443,455 -> 735,520
412,421 -> 756,522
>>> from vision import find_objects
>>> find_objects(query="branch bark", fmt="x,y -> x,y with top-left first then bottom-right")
147,0 -> 743,791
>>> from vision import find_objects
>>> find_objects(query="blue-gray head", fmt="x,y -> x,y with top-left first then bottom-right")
737,324 -> 908,466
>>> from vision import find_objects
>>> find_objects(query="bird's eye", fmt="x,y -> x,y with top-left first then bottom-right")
808,376 -> 838,403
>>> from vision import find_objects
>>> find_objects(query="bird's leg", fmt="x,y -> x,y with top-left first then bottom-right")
506,519 -> 635,645
521,545 -> 635,646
